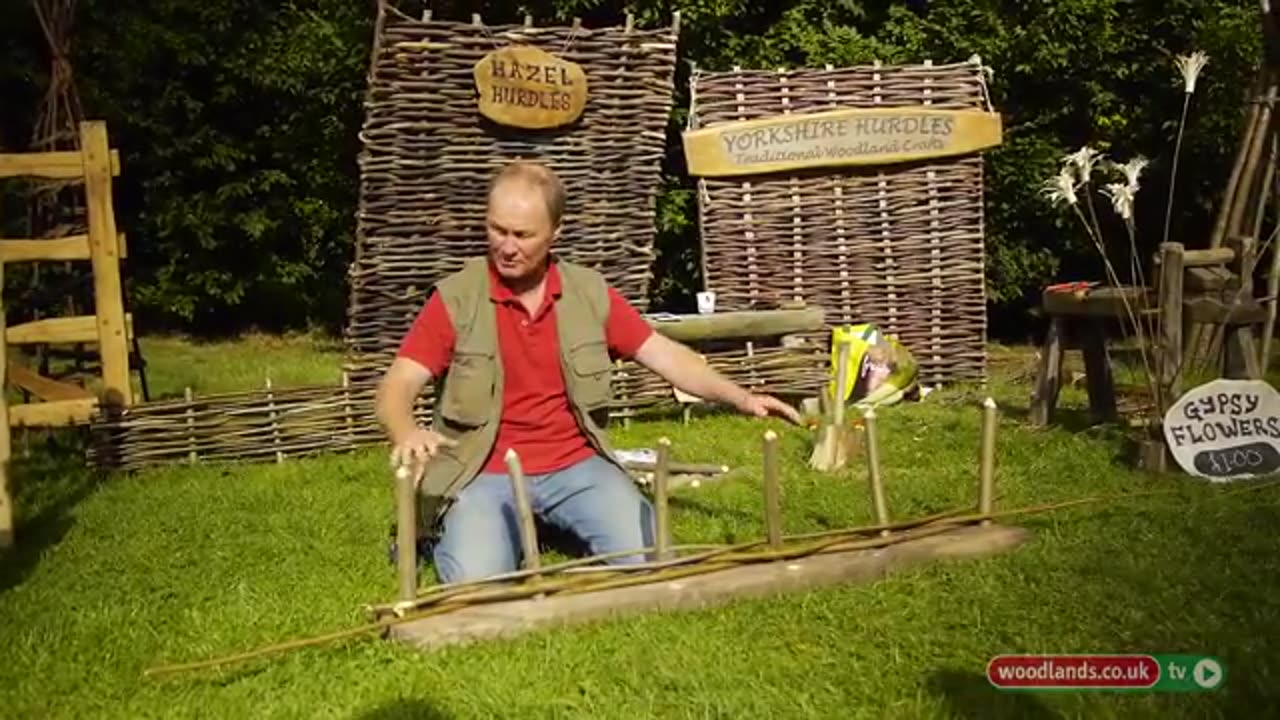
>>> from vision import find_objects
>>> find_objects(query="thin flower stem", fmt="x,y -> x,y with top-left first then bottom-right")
1070,202 -> 1160,407
1083,180 -> 1107,251
1164,93 -> 1192,246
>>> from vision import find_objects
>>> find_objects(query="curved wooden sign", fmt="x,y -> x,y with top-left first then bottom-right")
682,107 -> 1003,177
474,46 -> 588,129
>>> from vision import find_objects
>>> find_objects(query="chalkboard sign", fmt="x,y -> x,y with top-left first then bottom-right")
1163,379 -> 1280,481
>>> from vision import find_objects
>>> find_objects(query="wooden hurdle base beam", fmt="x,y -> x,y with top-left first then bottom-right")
387,522 -> 1029,652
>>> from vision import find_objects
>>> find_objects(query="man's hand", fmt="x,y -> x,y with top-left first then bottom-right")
390,427 -> 458,485
634,333 -> 804,427
734,391 -> 804,426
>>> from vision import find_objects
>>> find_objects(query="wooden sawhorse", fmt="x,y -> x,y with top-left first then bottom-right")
1029,286 -> 1150,427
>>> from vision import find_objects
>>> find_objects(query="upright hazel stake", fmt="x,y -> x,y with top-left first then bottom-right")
763,430 -> 782,547
505,449 -> 542,586
653,437 -> 672,561
978,397 -> 998,526
863,407 -> 890,535
394,465 -> 417,602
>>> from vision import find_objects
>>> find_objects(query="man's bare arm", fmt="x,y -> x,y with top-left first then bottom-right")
375,357 -> 433,445
631,332 -> 802,424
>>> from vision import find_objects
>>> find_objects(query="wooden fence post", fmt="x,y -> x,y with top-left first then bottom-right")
1,263 -> 13,549
1158,243 -> 1185,409
1224,235 -> 1262,379
79,121 -> 132,407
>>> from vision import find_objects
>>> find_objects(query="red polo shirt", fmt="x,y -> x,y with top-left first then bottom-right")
397,261 -> 654,475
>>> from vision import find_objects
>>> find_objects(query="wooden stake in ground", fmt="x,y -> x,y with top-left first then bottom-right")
504,449 -> 542,586
809,340 -> 859,471
762,430 -> 782,548
395,465 -> 417,603
652,437 -> 672,561
863,407 -> 891,536
978,398 -> 997,527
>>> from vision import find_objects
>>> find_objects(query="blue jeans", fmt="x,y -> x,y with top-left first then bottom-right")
431,454 -> 655,584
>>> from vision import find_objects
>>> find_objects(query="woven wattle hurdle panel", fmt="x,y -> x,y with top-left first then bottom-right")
691,60 -> 992,384
85,348 -> 824,471
345,5 -> 680,382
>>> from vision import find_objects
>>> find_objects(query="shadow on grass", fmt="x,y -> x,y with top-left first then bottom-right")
0,429 -> 107,594
925,669 -> 1058,719
350,698 -> 451,720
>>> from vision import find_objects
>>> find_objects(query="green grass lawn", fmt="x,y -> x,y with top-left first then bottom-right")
2,335 -> 1279,718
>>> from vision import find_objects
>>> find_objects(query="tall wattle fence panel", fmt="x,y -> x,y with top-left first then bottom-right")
344,6 -> 681,384
689,60 -> 995,385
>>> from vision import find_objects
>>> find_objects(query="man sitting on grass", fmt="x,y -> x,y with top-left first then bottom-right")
375,160 -> 801,584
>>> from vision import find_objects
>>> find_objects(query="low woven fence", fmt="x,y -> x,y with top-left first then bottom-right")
88,342 -> 826,472
345,4 -> 681,385
691,59 -> 994,385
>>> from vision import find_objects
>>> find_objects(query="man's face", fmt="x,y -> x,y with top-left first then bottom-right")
486,180 -> 557,281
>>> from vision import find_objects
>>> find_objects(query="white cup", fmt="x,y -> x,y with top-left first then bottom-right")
696,291 -> 716,314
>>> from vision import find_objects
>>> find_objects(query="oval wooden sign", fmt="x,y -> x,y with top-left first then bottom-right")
1163,379 -> 1280,481
473,46 -> 588,129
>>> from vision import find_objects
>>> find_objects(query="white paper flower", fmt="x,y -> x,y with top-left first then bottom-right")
1041,167 -> 1079,207
1102,182 -> 1135,221
1176,51 -> 1209,94
1119,156 -> 1148,193
1064,146 -> 1104,185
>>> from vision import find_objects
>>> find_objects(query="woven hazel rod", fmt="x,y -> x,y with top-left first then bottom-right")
505,449 -> 543,588
979,398 -> 998,526
653,437 -> 672,561
184,387 -> 196,464
863,407 -> 891,536
763,430 -> 782,548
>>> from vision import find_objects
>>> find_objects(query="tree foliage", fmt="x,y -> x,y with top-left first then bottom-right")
0,0 -> 1264,336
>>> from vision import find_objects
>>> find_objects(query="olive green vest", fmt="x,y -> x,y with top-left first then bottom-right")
417,256 -> 623,528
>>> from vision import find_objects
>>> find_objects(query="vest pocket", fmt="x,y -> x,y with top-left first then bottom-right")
568,339 -> 613,411
439,351 -> 495,428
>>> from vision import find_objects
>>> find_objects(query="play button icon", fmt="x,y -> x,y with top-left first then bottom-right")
1194,658 -> 1223,690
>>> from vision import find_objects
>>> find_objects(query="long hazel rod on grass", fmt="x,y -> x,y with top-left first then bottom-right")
141,477 -> 1280,680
